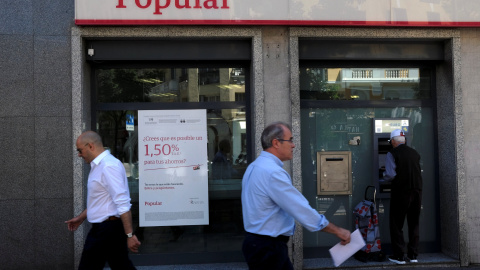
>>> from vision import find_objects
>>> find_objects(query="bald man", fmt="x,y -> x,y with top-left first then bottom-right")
66,131 -> 141,270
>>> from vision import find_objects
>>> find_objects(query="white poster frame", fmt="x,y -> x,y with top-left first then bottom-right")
138,109 -> 209,227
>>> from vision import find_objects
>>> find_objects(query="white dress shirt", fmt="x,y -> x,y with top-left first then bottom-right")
86,150 -> 132,223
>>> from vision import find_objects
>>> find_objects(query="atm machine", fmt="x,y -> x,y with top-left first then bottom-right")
373,118 -> 410,198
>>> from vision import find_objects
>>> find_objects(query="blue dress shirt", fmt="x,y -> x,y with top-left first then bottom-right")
384,147 -> 401,181
241,151 -> 329,237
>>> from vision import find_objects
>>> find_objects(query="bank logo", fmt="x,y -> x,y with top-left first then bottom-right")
190,199 -> 205,205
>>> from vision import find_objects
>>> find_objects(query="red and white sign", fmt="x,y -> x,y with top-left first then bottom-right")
76,0 -> 480,26
138,110 -> 209,227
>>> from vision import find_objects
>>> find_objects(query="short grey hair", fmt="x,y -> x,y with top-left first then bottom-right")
261,122 -> 291,150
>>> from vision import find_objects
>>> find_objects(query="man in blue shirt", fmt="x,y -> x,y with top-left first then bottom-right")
241,122 -> 351,270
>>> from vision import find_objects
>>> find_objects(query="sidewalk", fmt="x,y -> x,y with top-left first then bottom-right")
105,253 -> 480,269
303,252 -> 478,269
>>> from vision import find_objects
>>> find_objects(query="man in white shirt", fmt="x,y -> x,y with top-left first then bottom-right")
66,131 -> 141,270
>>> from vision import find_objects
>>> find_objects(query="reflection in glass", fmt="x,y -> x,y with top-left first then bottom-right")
300,68 -> 431,100
96,68 -> 246,103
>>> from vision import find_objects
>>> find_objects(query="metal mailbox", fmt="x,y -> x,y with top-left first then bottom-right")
316,151 -> 352,195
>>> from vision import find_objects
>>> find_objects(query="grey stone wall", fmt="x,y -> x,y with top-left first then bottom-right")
1,0 -> 478,266
460,29 -> 480,265
436,36 -> 465,264
0,0 -> 75,269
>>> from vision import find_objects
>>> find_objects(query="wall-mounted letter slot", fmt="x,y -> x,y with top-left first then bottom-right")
317,151 -> 352,195
326,158 -> 344,161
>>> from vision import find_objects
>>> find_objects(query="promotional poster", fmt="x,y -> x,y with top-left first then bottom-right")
138,110 -> 209,227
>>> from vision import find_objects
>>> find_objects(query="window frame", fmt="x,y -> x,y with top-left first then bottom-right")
299,59 -> 440,258
88,59 -> 253,265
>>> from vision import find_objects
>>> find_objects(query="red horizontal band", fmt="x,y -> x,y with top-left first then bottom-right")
75,19 -> 480,27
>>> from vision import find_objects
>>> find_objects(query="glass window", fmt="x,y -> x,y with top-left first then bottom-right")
93,65 -> 249,263
300,67 -> 431,100
96,68 -> 246,103
300,65 -> 438,258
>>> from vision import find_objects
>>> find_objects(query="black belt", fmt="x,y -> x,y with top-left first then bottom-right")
246,232 -> 290,243
92,217 -> 121,227
103,216 -> 120,222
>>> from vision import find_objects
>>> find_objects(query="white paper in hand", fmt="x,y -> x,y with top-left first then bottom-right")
329,229 -> 365,267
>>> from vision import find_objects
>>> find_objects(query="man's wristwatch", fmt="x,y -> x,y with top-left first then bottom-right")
127,232 -> 133,238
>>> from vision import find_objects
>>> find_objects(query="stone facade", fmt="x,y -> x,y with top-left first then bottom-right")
1,0 -> 479,268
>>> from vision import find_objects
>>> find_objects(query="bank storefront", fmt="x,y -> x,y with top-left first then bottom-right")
70,1 -> 474,268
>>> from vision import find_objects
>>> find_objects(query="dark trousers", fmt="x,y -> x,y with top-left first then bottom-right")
78,219 -> 136,270
242,232 -> 293,270
389,189 -> 422,258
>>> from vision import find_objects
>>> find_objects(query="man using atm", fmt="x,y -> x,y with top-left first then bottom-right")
384,129 -> 423,265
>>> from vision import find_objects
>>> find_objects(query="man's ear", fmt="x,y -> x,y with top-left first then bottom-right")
271,139 -> 280,149
87,142 -> 94,151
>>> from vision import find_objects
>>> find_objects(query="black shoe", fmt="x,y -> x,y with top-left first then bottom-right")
388,255 -> 406,265
407,255 -> 418,263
